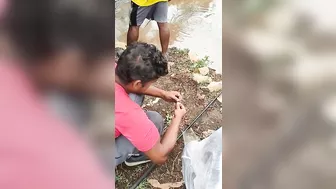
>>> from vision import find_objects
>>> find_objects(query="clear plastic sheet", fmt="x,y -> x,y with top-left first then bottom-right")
182,127 -> 222,189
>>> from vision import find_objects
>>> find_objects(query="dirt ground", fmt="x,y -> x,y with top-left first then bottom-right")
115,47 -> 222,189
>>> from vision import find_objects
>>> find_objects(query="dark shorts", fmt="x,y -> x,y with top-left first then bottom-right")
129,1 -> 168,26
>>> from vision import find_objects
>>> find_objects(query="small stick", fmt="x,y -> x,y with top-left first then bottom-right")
171,151 -> 181,174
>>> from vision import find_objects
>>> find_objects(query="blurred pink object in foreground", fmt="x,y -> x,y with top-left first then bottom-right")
0,0 -> 6,20
0,62 -> 114,189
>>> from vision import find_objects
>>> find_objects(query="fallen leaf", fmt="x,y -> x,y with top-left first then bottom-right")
147,179 -> 161,188
147,179 -> 183,189
168,182 -> 183,187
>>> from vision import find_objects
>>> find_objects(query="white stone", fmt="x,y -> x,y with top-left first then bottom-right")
192,73 -> 212,84
199,67 -> 209,75
207,81 -> 222,92
152,98 -> 160,105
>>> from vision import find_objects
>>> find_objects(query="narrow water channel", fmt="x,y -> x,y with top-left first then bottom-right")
115,0 -> 222,73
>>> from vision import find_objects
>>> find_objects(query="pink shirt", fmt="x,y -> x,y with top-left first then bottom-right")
0,0 -> 6,20
115,82 -> 160,152
0,63 -> 113,189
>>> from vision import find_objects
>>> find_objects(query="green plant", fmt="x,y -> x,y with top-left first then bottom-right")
192,56 -> 212,69
165,113 -> 173,125
177,48 -> 190,54
115,175 -> 121,182
136,180 -> 150,189
135,166 -> 143,173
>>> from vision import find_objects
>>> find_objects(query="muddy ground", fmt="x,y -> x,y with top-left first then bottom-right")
115,47 -> 222,189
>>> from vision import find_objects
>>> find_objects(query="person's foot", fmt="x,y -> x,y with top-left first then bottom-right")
125,154 -> 151,166
163,53 -> 169,61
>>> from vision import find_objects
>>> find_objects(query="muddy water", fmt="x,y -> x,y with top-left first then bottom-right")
115,0 -> 222,73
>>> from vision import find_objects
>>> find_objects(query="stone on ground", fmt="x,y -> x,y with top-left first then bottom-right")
193,73 -> 212,84
207,81 -> 222,92
199,66 -> 210,75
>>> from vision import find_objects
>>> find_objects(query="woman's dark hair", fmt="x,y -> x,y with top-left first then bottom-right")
116,42 -> 168,85
3,0 -> 114,63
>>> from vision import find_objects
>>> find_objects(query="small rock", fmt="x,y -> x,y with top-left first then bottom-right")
145,98 -> 160,107
199,67 -> 209,75
193,73 -> 212,84
207,81 -> 222,92
152,98 -> 160,105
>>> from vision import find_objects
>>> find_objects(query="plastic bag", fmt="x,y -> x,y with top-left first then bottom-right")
182,127 -> 222,189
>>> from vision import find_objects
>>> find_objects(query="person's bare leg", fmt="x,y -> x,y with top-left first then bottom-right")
157,22 -> 170,55
127,26 -> 140,46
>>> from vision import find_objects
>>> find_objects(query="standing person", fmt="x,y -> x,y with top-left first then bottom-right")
115,42 -> 186,166
0,0 -> 115,189
127,0 -> 171,57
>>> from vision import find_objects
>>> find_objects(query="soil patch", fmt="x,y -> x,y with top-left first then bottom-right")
115,47 -> 222,189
